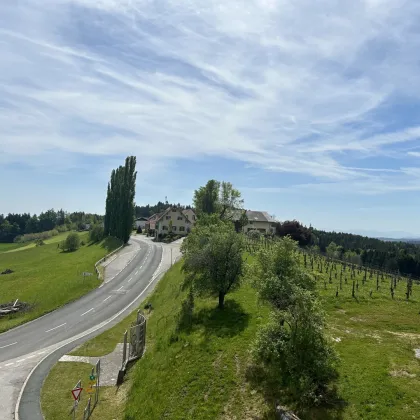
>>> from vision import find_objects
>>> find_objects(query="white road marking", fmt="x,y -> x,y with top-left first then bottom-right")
80,308 -> 94,316
117,285 -> 124,291
103,296 -> 112,302
128,277 -> 132,283
17,359 -> 26,363
45,323 -> 66,333
135,270 -> 139,275
5,363 -> 14,367
0,342 -> 17,349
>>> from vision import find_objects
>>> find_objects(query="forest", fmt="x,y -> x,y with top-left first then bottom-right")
0,210 -> 103,243
274,220 -> 420,279
135,201 -> 192,218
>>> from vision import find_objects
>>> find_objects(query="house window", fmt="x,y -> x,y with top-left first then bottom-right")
177,216 -> 183,220
173,226 -> 177,231
179,226 -> 185,232
193,215 -> 196,220
162,225 -> 168,230
172,208 -> 177,212
166,216 -> 171,220
249,221 -> 253,224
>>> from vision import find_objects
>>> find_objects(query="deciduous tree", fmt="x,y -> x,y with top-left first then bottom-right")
181,220 -> 245,309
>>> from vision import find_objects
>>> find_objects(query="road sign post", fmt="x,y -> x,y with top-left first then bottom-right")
71,380 -> 82,420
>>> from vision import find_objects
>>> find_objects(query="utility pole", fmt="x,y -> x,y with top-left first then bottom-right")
171,248 -> 173,266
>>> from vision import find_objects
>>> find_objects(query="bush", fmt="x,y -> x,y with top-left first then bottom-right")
61,233 -> 81,252
89,225 -> 104,243
254,290 -> 338,405
35,239 -> 45,246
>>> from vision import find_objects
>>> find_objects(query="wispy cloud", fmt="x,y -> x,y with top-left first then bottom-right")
2,0 -> 420,194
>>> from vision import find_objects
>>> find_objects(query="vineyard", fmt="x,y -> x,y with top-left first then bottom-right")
245,235 -> 420,418
245,235 -> 420,302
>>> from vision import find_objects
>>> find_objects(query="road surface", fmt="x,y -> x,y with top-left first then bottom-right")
0,235 -> 181,420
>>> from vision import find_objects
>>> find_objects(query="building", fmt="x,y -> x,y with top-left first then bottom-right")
182,208 -> 197,225
233,210 -> 276,234
134,217 -> 148,230
147,207 -> 192,238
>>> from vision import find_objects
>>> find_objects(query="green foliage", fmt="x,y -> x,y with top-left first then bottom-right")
274,220 -> 312,246
89,224 -> 104,243
326,241 -> 344,259
249,236 -> 315,311
250,236 -> 338,406
193,179 -> 243,219
62,232 -> 81,252
254,289 -> 338,405
181,220 -> 245,308
104,156 -> 137,243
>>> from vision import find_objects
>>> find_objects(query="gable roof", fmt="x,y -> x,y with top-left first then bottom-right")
232,210 -> 275,223
155,207 -> 191,224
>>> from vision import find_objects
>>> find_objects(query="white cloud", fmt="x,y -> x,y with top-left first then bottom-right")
1,0 -> 420,192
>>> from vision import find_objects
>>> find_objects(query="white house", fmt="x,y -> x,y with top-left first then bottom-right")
134,217 -> 148,230
153,207 -> 192,238
233,210 -> 276,234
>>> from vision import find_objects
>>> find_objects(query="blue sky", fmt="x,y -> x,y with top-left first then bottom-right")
2,0 -> 420,238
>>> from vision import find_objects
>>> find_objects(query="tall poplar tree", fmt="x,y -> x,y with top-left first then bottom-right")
104,156 -> 137,243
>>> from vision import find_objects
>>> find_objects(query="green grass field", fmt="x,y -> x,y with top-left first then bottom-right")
42,251 -> 420,420
0,233 -> 122,332
1,231 -> 71,254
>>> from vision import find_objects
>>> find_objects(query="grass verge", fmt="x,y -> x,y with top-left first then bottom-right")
0,234 -> 122,332
42,256 -> 420,420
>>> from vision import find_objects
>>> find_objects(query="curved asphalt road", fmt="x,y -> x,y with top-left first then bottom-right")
0,236 -> 170,420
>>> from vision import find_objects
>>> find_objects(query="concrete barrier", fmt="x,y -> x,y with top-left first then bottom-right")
94,244 -> 124,279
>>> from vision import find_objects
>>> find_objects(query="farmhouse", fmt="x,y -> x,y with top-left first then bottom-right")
233,210 -> 276,234
134,217 -> 148,230
146,207 -> 193,238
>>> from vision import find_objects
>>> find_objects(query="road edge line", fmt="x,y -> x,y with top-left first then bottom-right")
15,244 -> 165,420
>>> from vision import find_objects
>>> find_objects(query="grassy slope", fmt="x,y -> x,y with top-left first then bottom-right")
42,256 -> 420,420
0,242 -> 26,253
1,231 -> 71,254
0,234 -> 122,332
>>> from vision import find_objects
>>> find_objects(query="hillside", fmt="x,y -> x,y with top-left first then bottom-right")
43,242 -> 420,420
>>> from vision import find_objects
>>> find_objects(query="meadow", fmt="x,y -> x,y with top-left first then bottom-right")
41,241 -> 420,420
0,233 -> 121,332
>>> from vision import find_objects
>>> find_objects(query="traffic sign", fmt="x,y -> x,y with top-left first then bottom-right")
89,374 -> 96,381
71,387 -> 83,401
86,386 -> 94,394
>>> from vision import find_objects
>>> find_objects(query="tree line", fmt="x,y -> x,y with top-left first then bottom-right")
0,210 -> 103,243
135,201 -> 192,219
273,220 -> 420,279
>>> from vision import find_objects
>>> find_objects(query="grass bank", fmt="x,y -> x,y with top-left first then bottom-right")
42,254 -> 420,419
0,233 -> 122,332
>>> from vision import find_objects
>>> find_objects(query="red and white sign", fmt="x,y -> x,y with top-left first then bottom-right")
71,387 -> 83,401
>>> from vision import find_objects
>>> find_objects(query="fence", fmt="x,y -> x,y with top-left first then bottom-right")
118,310 -> 147,384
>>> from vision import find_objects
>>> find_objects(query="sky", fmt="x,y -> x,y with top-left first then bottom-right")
1,0 -> 420,238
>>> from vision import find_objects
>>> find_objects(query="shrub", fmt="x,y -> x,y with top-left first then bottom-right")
35,239 -> 45,246
61,233 -> 81,252
254,290 -> 338,405
89,225 -> 104,243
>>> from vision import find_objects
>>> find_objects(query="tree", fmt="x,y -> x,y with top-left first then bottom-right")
254,289 -> 338,405
193,179 -> 243,220
193,179 -> 220,216
104,156 -> 137,243
250,236 -> 338,404
181,219 -> 245,309
89,224 -> 104,243
234,209 -> 248,233
249,236 -> 315,311
62,233 -> 81,252
275,220 -> 312,246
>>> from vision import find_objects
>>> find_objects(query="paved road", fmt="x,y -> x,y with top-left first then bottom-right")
0,235 -> 181,420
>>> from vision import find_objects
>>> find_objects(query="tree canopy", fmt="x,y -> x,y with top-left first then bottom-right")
104,156 -> 137,244
193,179 -> 243,220
181,219 -> 245,309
